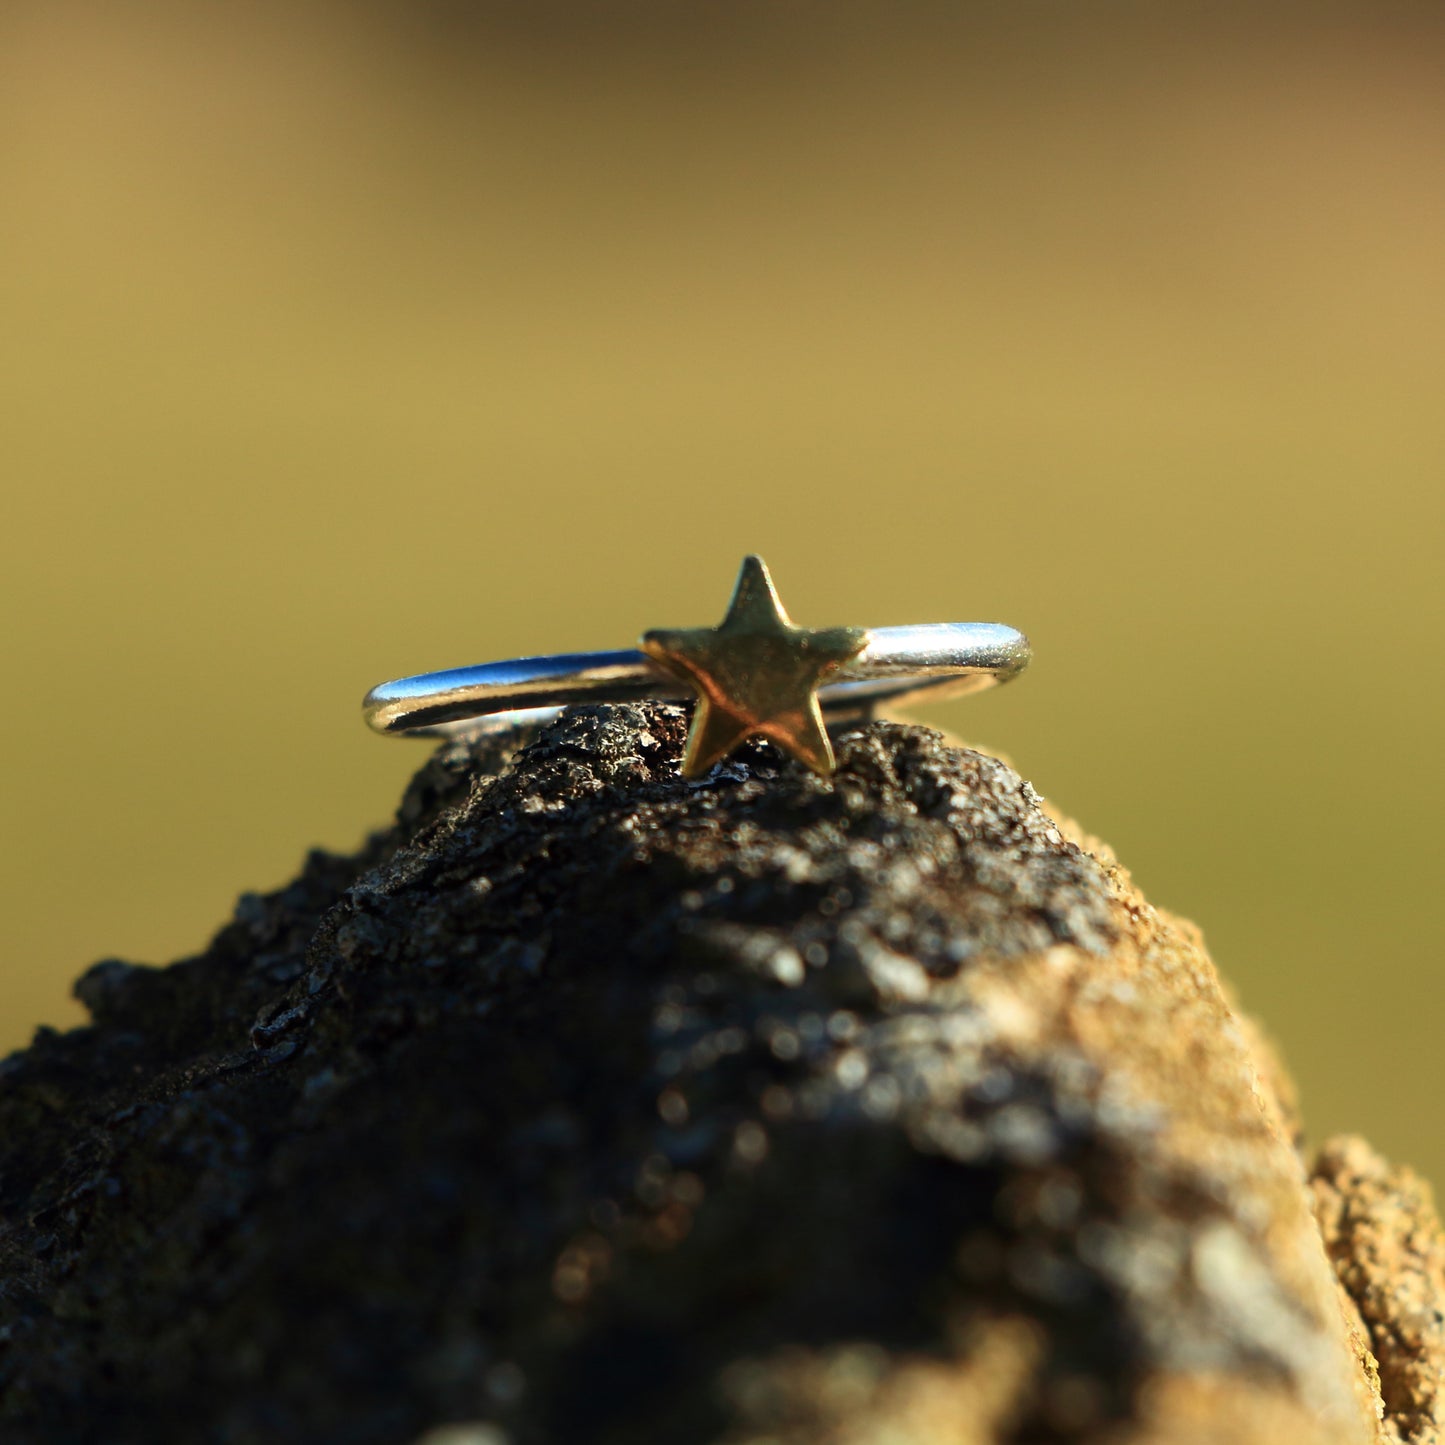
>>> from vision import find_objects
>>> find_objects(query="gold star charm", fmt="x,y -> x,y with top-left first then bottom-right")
641,556 -> 868,778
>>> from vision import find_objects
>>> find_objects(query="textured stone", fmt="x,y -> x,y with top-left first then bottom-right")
1312,1138 -> 1445,1444
0,704 -> 1434,1443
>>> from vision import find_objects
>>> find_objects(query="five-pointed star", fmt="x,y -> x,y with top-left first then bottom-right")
641,556 -> 868,778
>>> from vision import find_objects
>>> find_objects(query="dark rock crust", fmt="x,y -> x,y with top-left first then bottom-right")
0,706 -> 1391,1444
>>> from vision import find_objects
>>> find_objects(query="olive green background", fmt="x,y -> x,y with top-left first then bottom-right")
3,5 -> 1442,1179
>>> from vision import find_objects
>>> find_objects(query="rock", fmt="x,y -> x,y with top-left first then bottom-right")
0,704 -> 1434,1444
1312,1138 -> 1445,1445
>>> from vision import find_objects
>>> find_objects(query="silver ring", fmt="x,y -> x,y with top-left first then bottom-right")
364,622 -> 1030,740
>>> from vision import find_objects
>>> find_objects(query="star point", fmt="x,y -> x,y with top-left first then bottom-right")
641,557 -> 867,778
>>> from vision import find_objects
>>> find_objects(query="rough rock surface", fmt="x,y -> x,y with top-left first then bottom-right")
1312,1139 -> 1445,1445
0,704 -> 1438,1444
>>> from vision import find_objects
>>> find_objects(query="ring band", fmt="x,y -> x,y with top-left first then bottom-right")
364,622 -> 1030,740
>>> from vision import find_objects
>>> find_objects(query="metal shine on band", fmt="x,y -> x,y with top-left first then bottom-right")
364,555 -> 1030,778
364,624 -> 1030,739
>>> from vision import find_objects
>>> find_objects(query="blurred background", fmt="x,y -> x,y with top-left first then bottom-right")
2,3 -> 1441,1178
